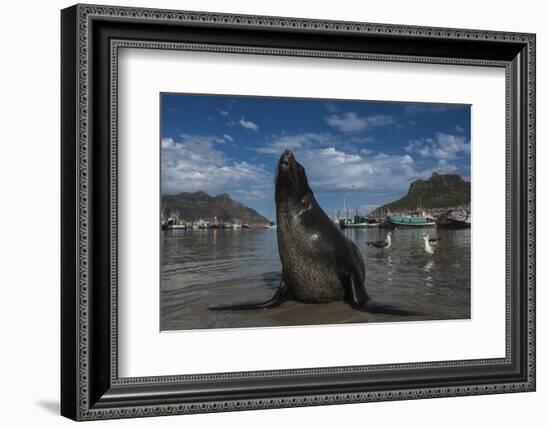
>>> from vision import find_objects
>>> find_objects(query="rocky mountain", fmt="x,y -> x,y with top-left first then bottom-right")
161,191 -> 269,227
371,173 -> 470,215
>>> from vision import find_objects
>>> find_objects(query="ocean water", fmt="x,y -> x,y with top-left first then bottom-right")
160,227 -> 470,330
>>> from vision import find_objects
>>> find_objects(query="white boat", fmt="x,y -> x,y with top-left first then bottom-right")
447,210 -> 471,228
169,224 -> 186,230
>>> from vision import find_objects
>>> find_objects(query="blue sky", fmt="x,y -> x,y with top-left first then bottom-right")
161,93 -> 471,219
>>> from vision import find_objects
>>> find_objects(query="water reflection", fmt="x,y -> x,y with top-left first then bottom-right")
161,227 -> 471,330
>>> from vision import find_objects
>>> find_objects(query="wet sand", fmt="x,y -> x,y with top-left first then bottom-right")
161,280 -> 440,331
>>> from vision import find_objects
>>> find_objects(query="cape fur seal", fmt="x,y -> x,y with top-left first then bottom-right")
210,150 -> 413,315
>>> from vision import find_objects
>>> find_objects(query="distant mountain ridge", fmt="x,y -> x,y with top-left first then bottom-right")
372,172 -> 470,215
161,191 -> 269,227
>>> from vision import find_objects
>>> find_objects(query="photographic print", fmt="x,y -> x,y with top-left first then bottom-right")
61,7 -> 535,418
160,94 -> 471,331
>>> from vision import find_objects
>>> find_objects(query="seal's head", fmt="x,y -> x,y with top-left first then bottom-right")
275,150 -> 311,203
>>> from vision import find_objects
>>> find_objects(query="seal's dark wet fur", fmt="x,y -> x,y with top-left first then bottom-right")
210,150 -> 414,315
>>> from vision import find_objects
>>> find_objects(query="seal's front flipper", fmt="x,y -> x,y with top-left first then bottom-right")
208,281 -> 288,311
346,271 -> 369,308
346,273 -> 418,316
359,300 -> 418,316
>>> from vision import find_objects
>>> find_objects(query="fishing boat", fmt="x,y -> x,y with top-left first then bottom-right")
339,215 -> 377,229
167,224 -> 187,231
161,213 -> 187,231
209,217 -> 220,229
366,221 -> 383,228
161,219 -> 187,231
339,216 -> 369,229
365,217 -> 384,228
386,210 -> 436,228
339,214 -> 383,229
337,189 -> 383,229
198,221 -> 210,230
447,209 -> 471,228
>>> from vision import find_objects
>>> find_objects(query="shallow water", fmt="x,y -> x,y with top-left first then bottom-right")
160,227 -> 470,330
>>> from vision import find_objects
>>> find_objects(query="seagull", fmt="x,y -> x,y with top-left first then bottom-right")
367,232 -> 392,249
422,234 -> 434,255
428,236 -> 441,245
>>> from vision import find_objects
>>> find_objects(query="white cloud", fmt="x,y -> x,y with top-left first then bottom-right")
326,112 -> 395,133
161,135 -> 272,198
324,103 -> 339,113
349,135 -> 375,144
251,132 -> 424,196
238,117 -> 259,132
435,159 -> 458,174
319,147 -> 363,165
256,133 -> 336,155
406,132 -> 470,161
161,137 -> 174,149
219,109 -> 229,116
257,132 -> 378,156
288,146 -> 421,196
367,115 -> 396,127
404,104 -> 463,116
178,133 -> 225,144
326,113 -> 366,132
401,154 -> 414,164
161,132 -> 464,210
456,125 -> 464,132
163,127 -> 470,210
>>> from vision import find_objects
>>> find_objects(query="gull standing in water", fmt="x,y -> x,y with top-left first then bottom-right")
367,232 -> 392,249
422,234 -> 435,255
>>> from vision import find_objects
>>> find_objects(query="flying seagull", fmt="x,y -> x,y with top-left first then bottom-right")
367,232 -> 392,249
